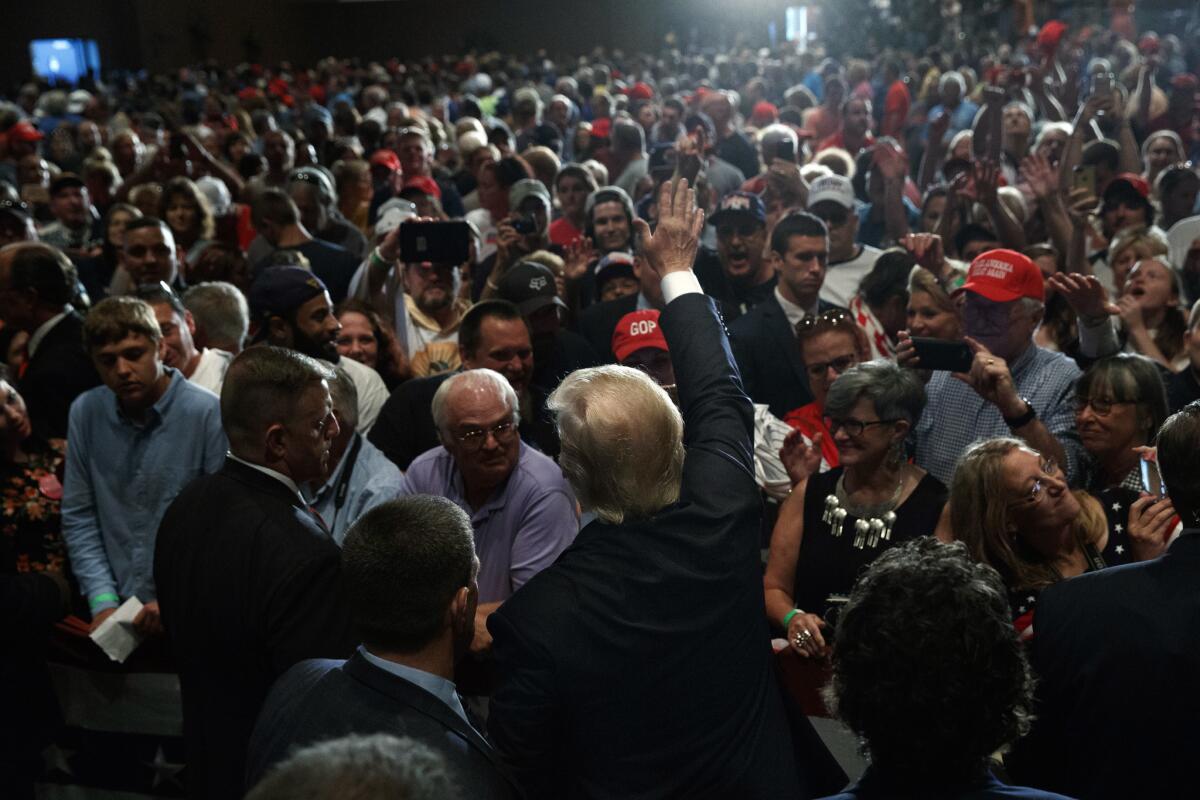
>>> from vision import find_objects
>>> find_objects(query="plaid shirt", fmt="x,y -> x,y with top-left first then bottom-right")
913,344 -> 1085,486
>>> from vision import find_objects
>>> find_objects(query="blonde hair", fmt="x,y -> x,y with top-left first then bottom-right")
1109,227 -> 1168,266
523,249 -> 565,278
548,365 -> 684,524
949,438 -> 1105,592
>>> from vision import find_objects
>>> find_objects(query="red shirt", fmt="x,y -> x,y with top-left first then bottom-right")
549,216 -> 583,248
882,80 -> 911,138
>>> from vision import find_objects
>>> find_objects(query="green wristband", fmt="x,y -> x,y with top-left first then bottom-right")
781,608 -> 803,630
90,593 -> 119,609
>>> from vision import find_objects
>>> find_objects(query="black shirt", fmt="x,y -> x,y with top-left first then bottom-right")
693,246 -> 778,322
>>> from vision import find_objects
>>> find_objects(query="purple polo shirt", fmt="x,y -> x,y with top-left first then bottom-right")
397,443 -> 579,603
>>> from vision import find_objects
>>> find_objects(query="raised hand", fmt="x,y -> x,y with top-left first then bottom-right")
634,178 -> 705,278
1020,152 -> 1060,199
1047,273 -> 1119,319
563,236 -> 596,282
779,429 -> 824,487
901,232 -> 946,277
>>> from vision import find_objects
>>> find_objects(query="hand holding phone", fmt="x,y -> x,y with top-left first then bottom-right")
909,337 -> 974,372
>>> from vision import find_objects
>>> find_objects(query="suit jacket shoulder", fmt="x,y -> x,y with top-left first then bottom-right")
248,653 -> 514,799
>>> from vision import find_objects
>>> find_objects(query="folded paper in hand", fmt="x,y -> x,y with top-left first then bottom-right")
89,597 -> 145,663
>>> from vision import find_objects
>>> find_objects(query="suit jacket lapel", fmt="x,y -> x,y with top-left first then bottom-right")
763,296 -> 808,387
342,652 -> 506,773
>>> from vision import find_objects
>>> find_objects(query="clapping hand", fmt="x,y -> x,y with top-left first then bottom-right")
634,178 -> 704,279
779,429 -> 823,487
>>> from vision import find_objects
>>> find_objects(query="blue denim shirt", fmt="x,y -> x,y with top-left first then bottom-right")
303,433 -> 403,546
62,368 -> 227,612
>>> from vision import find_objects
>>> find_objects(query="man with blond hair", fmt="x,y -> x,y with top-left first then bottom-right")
486,181 -> 842,798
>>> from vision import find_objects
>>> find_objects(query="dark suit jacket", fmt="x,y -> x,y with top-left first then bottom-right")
576,292 -> 638,363
729,295 -> 839,418
370,373 -> 558,470
487,293 -> 842,799
247,651 -> 515,798
153,458 -> 355,800
20,312 -> 100,441
1007,533 -> 1200,799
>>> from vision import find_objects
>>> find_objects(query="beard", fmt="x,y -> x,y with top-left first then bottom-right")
291,324 -> 339,362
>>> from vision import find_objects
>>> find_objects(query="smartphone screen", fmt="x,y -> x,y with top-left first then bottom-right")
1140,457 -> 1164,497
1072,165 -> 1096,198
910,337 -> 974,372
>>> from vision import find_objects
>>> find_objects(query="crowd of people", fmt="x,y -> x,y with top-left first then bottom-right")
3,8 -> 1200,800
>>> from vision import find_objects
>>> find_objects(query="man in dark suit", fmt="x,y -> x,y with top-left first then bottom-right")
0,242 -> 100,440
154,347 -> 355,800
370,300 -> 556,468
487,180 -> 842,798
730,212 -> 840,418
1007,401 -> 1200,799
247,495 -> 514,798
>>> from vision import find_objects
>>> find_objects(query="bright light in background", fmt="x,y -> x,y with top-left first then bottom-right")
785,6 -> 808,44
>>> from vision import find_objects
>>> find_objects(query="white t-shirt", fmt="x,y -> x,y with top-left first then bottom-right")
338,356 -> 388,434
819,244 -> 882,309
188,348 -> 233,396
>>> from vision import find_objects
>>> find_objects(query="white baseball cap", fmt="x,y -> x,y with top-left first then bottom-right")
807,175 -> 856,210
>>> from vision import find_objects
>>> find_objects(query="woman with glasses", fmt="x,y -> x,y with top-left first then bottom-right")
1075,354 -> 1175,557
782,308 -> 870,471
947,436 -> 1168,636
765,360 -> 946,659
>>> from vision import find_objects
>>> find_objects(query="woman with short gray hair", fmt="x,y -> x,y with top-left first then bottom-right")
764,360 -> 948,659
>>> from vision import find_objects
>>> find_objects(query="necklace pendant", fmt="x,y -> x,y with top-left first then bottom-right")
831,507 -> 847,538
868,518 -> 885,548
881,511 -> 897,541
822,495 -> 838,524
853,519 -> 870,549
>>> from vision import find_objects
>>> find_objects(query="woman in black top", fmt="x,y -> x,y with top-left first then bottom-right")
764,360 -> 947,659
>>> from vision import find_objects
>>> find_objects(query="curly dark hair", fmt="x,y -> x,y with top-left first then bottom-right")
825,538 -> 1033,787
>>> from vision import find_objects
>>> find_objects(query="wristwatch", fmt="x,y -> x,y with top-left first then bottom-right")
1003,397 -> 1037,429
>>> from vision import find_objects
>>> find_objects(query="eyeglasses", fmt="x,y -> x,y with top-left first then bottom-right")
453,420 -> 517,451
796,308 -> 855,337
1073,396 -> 1132,417
822,416 -> 899,437
1008,457 -> 1059,509
807,354 -> 858,379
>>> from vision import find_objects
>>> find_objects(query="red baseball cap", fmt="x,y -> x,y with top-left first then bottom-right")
960,249 -> 1045,303
612,310 -> 669,363
1107,172 -> 1150,200
369,149 -> 401,172
7,121 -> 44,142
590,118 -> 613,140
401,175 -> 441,199
627,82 -> 654,102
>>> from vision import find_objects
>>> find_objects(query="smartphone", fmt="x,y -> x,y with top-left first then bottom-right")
1073,164 -> 1096,198
910,337 -> 974,372
1140,456 -> 1164,497
399,221 -> 470,265
822,594 -> 850,642
1093,73 -> 1113,96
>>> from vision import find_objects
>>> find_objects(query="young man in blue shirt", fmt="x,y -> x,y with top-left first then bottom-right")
62,296 -> 226,635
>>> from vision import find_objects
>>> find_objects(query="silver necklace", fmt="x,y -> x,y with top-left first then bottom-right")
822,473 -> 904,550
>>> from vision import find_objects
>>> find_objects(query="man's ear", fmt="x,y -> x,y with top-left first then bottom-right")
266,315 -> 294,347
264,422 -> 288,462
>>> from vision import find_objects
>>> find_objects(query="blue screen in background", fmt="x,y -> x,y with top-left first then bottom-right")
30,39 -> 101,85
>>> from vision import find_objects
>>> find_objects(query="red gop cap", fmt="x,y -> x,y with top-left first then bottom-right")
959,249 -> 1045,303
612,309 -> 669,363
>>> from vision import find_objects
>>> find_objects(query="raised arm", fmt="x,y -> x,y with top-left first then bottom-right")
635,180 -> 754,471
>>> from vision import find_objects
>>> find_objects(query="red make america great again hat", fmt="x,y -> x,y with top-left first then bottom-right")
959,249 -> 1045,303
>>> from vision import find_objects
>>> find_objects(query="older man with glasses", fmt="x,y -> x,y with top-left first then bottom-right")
392,368 -> 577,655
897,249 -> 1084,486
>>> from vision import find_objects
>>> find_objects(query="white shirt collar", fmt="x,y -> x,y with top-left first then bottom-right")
227,453 -> 304,502
774,287 -> 817,330
27,306 -> 72,358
